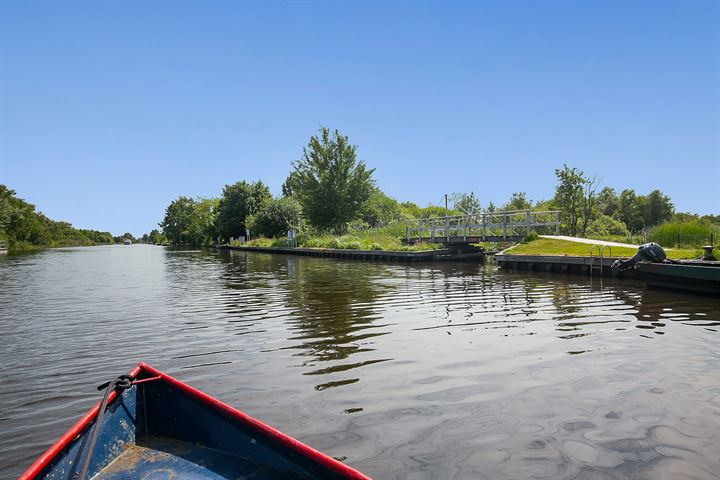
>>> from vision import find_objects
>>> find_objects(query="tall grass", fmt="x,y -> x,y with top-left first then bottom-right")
648,221 -> 719,248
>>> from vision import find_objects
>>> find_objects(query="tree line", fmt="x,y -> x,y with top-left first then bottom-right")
158,128 -> 715,246
0,185 -> 116,250
159,128 -> 396,245
3,126 -> 713,252
453,165 -> 716,238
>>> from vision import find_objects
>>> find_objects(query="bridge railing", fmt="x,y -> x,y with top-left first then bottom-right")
405,210 -> 560,243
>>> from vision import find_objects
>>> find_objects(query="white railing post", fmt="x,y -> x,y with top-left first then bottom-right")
526,210 -> 532,234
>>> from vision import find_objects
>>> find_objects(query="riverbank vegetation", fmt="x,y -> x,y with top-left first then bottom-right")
156,127 -> 717,254
243,224 -> 442,251
0,185 -> 116,251
3,126 -> 716,256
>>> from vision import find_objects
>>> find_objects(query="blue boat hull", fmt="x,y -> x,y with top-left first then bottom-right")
21,363 -> 369,480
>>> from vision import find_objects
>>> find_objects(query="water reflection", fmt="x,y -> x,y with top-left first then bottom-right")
0,246 -> 718,480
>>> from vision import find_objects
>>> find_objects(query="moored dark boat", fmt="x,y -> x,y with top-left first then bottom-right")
637,261 -> 720,296
20,363 -> 371,480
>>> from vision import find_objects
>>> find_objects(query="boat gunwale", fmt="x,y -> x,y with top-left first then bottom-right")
18,364 -> 144,480
18,362 -> 371,480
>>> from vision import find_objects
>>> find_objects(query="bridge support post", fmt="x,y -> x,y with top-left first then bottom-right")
445,217 -> 450,242
482,213 -> 486,240
431,220 -> 435,243
503,213 -> 507,240
406,225 -> 410,244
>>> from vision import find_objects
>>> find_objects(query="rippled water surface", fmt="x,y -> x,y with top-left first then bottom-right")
1,245 -> 719,479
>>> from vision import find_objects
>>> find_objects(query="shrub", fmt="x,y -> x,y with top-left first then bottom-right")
370,242 -> 383,250
247,196 -> 303,238
345,241 -> 361,250
245,237 -> 274,247
523,231 -> 539,243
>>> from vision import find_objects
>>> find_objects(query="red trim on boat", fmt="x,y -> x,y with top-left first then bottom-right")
18,364 -> 143,480
18,363 -> 372,480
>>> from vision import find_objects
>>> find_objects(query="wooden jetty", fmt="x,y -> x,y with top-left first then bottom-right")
405,210 -> 560,245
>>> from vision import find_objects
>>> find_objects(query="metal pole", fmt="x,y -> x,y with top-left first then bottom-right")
555,212 -> 560,235
445,194 -> 448,217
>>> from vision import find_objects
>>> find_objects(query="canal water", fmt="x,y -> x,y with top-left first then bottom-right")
0,245 -> 718,479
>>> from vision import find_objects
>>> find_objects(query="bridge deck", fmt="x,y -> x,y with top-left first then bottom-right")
407,235 -> 525,244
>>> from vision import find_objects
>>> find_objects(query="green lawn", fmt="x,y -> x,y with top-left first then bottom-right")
504,238 -> 701,260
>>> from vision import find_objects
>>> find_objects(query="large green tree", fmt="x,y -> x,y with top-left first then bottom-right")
596,187 -> 619,218
160,196 -> 218,246
452,192 -> 481,214
618,189 -> 644,232
284,128 -> 375,232
147,229 -> 167,245
552,165 -> 586,236
504,192 -> 533,211
642,190 -> 674,228
215,180 -> 271,241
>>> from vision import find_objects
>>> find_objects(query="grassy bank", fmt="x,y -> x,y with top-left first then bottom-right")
505,238 -> 702,260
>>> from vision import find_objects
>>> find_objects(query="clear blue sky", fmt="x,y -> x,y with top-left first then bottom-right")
1,1 -> 718,236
